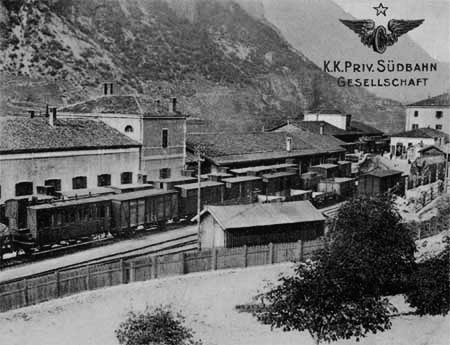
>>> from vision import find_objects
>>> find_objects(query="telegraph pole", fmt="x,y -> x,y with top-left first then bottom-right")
195,144 -> 206,251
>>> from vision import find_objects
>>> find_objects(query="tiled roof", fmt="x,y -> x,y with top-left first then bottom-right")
391,128 -> 449,139
0,116 -> 140,154
407,92 -> 450,107
187,132 -> 345,165
202,200 -> 325,230
59,95 -> 185,117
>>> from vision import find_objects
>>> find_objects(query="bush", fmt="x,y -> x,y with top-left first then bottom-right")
115,306 -> 202,345
405,238 -> 450,316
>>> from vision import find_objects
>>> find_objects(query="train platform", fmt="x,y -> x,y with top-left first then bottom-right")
0,225 -> 197,283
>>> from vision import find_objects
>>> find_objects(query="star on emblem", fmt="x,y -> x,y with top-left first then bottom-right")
373,3 -> 388,16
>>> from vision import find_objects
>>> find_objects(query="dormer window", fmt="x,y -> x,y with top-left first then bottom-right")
125,125 -> 134,133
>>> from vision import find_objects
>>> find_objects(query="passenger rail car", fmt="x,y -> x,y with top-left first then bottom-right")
111,189 -> 179,234
24,196 -> 113,247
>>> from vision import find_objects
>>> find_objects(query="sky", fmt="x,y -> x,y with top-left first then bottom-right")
332,0 -> 450,62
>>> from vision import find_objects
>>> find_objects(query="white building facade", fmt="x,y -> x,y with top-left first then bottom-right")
405,93 -> 450,134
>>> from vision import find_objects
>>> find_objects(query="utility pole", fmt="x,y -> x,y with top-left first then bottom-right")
195,144 -> 206,251
445,145 -> 449,194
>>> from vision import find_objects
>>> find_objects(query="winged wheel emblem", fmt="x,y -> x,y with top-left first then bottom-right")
340,19 -> 424,54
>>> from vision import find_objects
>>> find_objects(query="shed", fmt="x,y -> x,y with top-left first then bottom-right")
358,169 -> 404,196
197,201 -> 325,248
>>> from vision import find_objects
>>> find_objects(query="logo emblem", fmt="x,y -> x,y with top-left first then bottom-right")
340,3 -> 424,54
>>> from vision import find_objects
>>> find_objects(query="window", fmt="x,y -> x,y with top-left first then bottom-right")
121,172 -> 133,184
412,124 -> 419,130
161,128 -> 168,148
414,110 -> 419,117
15,182 -> 33,196
436,111 -> 443,119
436,124 -> 443,130
72,176 -> 87,190
45,179 -> 61,191
159,168 -> 171,179
97,174 -> 111,187
124,125 -> 134,133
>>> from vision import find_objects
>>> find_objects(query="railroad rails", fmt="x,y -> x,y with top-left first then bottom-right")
0,230 -> 197,284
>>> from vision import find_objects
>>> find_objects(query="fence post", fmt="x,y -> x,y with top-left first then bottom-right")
129,262 -> 136,283
86,265 -> 91,290
22,278 -> 28,307
119,259 -> 125,284
297,240 -> 304,261
55,271 -> 60,298
243,245 -> 248,268
180,253 -> 186,274
268,243 -> 274,264
211,248 -> 217,271
151,256 -> 158,279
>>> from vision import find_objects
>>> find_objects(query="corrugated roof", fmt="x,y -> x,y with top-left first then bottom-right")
391,128 -> 449,139
59,95 -> 185,118
0,116 -> 140,153
407,92 -> 450,107
187,132 -> 344,165
203,200 -> 325,229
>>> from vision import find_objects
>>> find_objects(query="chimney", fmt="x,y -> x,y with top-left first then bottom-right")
319,123 -> 324,135
29,110 -> 35,118
49,107 -> 57,126
110,83 -> 113,95
171,97 -> 177,113
103,83 -> 108,95
286,136 -> 292,152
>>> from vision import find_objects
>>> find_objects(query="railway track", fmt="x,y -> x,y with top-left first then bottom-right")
0,221 -> 194,270
0,231 -> 198,284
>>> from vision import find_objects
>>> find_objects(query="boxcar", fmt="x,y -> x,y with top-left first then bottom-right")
222,176 -> 263,202
111,189 -> 179,234
262,171 -> 298,197
174,181 -> 225,217
26,196 -> 113,246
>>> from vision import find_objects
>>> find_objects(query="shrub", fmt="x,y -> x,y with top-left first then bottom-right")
115,306 -> 202,345
405,238 -> 450,316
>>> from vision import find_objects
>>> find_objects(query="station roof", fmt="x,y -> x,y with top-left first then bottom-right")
198,201 -> 325,230
0,116 -> 140,154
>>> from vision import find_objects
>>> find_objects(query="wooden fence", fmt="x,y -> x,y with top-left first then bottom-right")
0,239 -> 323,313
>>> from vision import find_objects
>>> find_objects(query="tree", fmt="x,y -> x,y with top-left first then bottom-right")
405,238 -> 450,316
327,194 -> 416,296
253,258 -> 397,344
248,194 -> 416,343
115,306 -> 202,345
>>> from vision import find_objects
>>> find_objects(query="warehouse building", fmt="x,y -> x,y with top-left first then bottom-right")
197,200 -> 325,248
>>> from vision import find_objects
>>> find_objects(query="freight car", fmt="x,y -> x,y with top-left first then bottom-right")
111,189 -> 179,235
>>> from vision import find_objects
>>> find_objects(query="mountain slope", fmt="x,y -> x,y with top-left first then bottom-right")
254,0 -> 450,103
0,0 -> 405,133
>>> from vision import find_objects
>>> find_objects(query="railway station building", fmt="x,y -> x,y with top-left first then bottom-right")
0,114 -> 141,205
58,93 -> 187,180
